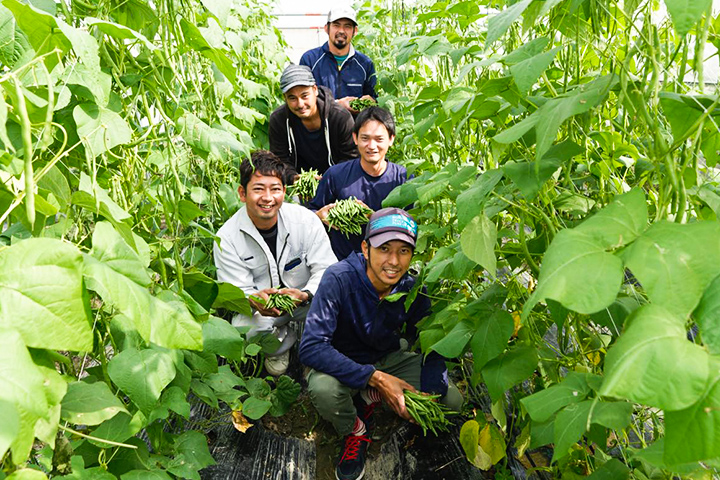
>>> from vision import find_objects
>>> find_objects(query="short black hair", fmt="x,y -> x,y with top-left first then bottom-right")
240,150 -> 287,190
353,106 -> 396,138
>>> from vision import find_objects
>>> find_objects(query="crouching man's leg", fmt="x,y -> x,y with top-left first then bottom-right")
306,369 -> 370,480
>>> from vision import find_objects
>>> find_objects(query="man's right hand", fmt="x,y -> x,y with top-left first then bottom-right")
249,288 -> 283,317
315,202 -> 336,227
367,370 -> 417,421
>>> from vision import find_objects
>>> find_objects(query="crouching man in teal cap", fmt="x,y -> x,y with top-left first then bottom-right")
299,207 -> 463,480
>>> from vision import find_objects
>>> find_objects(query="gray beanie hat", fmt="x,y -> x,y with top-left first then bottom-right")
280,64 -> 315,93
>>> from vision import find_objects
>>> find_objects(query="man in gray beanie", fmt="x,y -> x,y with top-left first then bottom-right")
269,64 -> 357,177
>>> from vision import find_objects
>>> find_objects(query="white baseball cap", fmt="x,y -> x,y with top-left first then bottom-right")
327,6 -> 357,25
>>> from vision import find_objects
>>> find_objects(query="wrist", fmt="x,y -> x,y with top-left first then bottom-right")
300,289 -> 313,306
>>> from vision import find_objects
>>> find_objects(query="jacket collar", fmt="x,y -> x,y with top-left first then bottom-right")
236,204 -> 289,242
322,41 -> 356,60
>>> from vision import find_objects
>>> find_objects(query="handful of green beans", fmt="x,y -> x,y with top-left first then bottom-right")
350,98 -> 376,111
404,390 -> 454,436
288,169 -> 320,201
326,197 -> 373,237
251,292 -> 297,314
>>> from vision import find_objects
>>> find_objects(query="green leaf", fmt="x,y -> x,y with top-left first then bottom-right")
591,401 -> 633,430
72,172 -> 132,225
524,229 -> 623,318
6,470 -> 48,480
482,346 -> 537,403
486,0 -> 533,47
86,17 -> 156,51
0,328 -> 48,463
460,214 -> 497,275
470,310 -> 514,371
121,470 -> 173,480
552,401 -> 592,462
213,282 -> 251,315
89,412 -> 143,447
60,381 -> 128,426
520,372 -> 597,423
167,431 -> 215,480
600,304 -> 709,411
242,396 -> 272,420
108,348 -> 176,414
0,238 -> 92,351
587,458 -> 630,480
503,37 -> 550,65
0,399 -> 19,459
456,169 -> 503,230
37,166 -> 71,211
73,104 -> 132,157
624,220 -> 720,319
430,318 -> 475,358
0,5 -> 33,70
91,222 -> 151,286
83,255 -> 203,350
509,47 -> 561,93
179,19 -> 236,86
534,75 -> 617,160
202,316 -> 245,361
694,275 -> 720,355
177,113 -> 248,160
575,189 -> 648,249
2,0 -> 71,70
664,356 -> 720,465
269,375 -> 301,417
55,18 -> 107,106
663,0 -> 712,36
503,158 -> 561,200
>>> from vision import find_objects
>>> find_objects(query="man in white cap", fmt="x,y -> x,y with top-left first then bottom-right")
299,208 -> 463,480
269,64 -> 357,178
300,5 -> 377,113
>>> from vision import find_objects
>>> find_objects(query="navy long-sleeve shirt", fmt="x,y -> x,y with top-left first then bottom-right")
306,158 -> 407,260
299,252 -> 449,393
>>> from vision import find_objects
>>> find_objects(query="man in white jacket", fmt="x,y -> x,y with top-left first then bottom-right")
214,150 -> 337,375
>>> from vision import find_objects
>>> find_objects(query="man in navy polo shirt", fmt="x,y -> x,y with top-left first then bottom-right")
306,106 -> 405,260
299,208 -> 463,480
300,6 -> 376,113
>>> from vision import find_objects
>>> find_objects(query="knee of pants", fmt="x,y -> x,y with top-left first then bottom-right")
442,381 -> 464,413
306,370 -> 351,405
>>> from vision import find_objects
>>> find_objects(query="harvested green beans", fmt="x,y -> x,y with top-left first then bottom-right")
287,169 -> 320,201
350,98 -> 376,111
404,390 -> 455,436
251,292 -> 297,314
326,197 -> 373,237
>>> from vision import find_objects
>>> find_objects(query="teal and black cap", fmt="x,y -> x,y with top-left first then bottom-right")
365,207 -> 418,248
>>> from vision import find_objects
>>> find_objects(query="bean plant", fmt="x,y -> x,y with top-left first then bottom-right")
355,0 -> 720,477
0,0 -> 299,478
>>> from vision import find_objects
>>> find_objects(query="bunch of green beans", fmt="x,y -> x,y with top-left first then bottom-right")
288,169 -> 320,201
404,390 -> 454,436
350,98 -> 376,111
253,293 -> 296,314
326,197 -> 373,237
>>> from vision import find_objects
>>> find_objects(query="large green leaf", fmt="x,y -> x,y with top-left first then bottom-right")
0,238 -> 92,351
0,399 -> 19,459
456,169 -> 503,230
86,17 -> 156,51
202,316 -> 245,361
574,189 -> 648,248
2,0 -> 70,70
0,328 -> 48,461
460,214 -> 496,275
108,348 -> 176,414
60,381 -> 129,426
84,255 -> 203,350
179,18 -> 236,86
0,5 -> 33,69
623,220 -> 720,319
73,104 -> 133,157
91,222 -> 150,286
212,282 -> 251,316
663,0 -> 712,36
470,310 -> 514,372
694,274 -> 720,355
482,346 -> 537,402
6,470 -> 47,480
552,401 -> 592,462
520,372 -> 597,422
503,158 -> 561,199
485,0 -> 532,47
166,431 -> 216,480
587,458 -> 630,480
430,318 -> 475,358
509,47 -> 561,93
524,229 -> 623,318
664,356 -> 720,465
503,37 -> 550,65
55,18 -> 107,106
176,112 -> 248,160
600,304 -> 709,411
